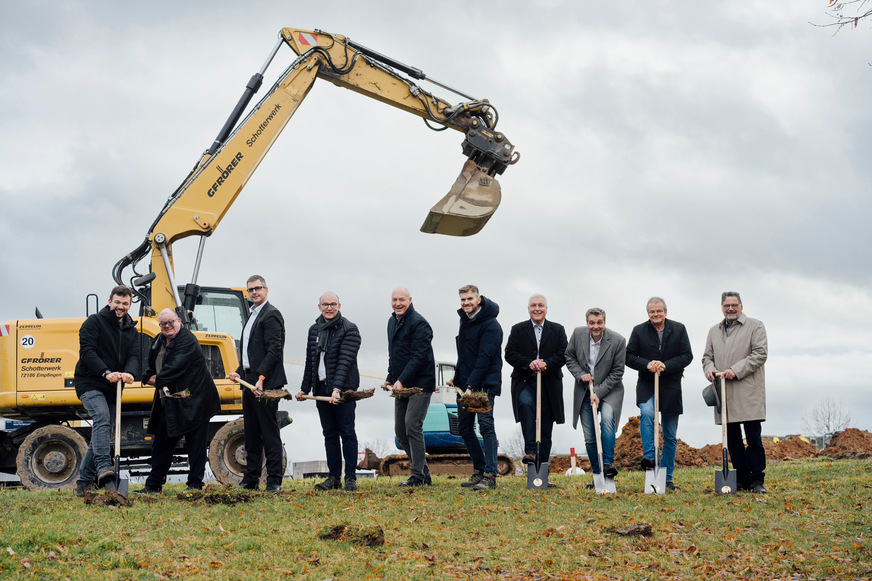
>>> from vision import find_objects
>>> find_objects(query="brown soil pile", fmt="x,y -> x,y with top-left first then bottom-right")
176,484 -> 252,505
259,389 -> 292,401
391,387 -> 423,399
764,436 -> 819,461
318,524 -> 385,547
83,489 -> 131,507
357,448 -> 382,470
823,428 -> 872,459
612,416 -> 708,469
340,388 -> 375,402
458,392 -> 490,413
548,455 -> 591,474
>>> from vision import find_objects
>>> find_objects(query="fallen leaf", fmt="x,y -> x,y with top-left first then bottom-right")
6,547 -> 15,556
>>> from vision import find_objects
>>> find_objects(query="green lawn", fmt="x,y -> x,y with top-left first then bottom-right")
1,458 -> 870,580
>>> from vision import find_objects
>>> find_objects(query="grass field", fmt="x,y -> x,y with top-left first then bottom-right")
1,458 -> 870,580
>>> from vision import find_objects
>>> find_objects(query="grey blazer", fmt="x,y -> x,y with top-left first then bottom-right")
565,327 -> 626,429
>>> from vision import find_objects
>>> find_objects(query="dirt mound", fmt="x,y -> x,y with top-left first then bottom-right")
548,455 -> 591,474
765,436 -> 819,461
318,523 -> 385,547
177,484 -> 252,505
83,489 -> 131,507
698,444 -> 723,465
612,416 -> 708,469
823,428 -> 872,459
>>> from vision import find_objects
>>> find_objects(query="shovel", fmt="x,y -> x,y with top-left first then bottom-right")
589,381 -> 616,493
644,371 -> 667,494
106,380 -> 129,496
527,371 -> 549,490
714,373 -> 738,494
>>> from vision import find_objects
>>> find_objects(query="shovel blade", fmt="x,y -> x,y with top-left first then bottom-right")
526,462 -> 549,490
715,469 -> 738,494
644,468 -> 667,494
420,160 -> 501,236
104,477 -> 129,497
591,473 -> 616,494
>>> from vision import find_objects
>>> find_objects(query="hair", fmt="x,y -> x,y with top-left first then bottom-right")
721,291 -> 742,305
458,284 -> 479,296
319,291 -> 340,304
110,285 -> 133,299
646,296 -> 667,311
528,294 -> 547,306
158,308 -> 177,322
247,275 -> 266,287
585,307 -> 606,322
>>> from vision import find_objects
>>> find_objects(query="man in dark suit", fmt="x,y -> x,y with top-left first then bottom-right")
565,308 -> 626,482
504,294 -> 568,466
626,296 -> 693,491
228,275 -> 287,492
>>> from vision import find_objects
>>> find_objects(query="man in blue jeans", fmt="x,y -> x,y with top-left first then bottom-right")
448,284 -> 503,491
74,285 -> 140,496
565,308 -> 626,487
626,297 -> 693,492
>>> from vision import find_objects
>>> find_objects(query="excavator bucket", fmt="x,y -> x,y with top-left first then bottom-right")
420,159 -> 501,236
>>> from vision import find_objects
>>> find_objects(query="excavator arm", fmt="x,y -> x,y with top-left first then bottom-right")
113,27 -> 518,320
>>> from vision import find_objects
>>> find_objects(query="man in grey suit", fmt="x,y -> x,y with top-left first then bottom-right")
565,307 -> 626,481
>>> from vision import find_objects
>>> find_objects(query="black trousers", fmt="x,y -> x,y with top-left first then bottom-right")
241,376 -> 284,487
145,410 -> 210,490
727,420 -> 766,487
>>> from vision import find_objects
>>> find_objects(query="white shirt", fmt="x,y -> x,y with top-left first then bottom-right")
531,321 -> 543,358
589,335 -> 602,374
241,302 -> 266,370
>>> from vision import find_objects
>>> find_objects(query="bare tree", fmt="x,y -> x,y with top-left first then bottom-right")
360,439 -> 394,458
813,0 -> 872,33
500,426 -> 526,461
802,397 -> 853,436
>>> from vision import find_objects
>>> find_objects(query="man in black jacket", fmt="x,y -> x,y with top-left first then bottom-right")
297,292 -> 362,492
449,284 -> 503,491
626,297 -> 693,491
74,285 -> 140,495
380,287 -> 436,487
136,309 -> 221,494
228,275 -> 287,492
504,294 -> 567,466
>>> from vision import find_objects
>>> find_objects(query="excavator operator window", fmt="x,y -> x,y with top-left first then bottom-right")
183,287 -> 248,355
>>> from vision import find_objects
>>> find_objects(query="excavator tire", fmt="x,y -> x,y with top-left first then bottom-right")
16,425 -> 88,491
208,418 -> 286,486
379,453 -> 515,477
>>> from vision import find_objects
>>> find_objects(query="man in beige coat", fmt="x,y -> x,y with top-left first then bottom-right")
702,291 -> 768,493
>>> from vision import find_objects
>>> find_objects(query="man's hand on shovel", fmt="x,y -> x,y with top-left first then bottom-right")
228,374 -> 262,396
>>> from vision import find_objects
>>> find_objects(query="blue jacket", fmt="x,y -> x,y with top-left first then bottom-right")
386,303 -> 436,393
453,296 -> 503,395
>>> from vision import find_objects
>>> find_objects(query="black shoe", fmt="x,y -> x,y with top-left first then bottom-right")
133,486 -> 161,495
239,481 -> 259,491
640,457 -> 655,471
344,478 -> 358,492
185,485 -> 203,491
398,476 -> 425,488
423,474 -> 433,485
522,453 -> 536,465
750,481 -> 767,494
473,473 -> 497,491
96,467 -> 115,488
265,483 -> 282,492
314,476 -> 341,491
75,483 -> 96,497
585,481 -> 595,490
666,482 -> 680,492
603,464 -> 619,478
461,470 -> 484,488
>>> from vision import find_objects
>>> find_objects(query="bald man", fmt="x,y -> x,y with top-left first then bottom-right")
381,287 -> 436,487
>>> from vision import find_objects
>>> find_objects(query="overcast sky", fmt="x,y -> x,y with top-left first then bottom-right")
2,1 -> 870,468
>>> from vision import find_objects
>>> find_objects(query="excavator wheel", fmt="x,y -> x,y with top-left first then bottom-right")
16,425 -> 88,491
208,418 -> 286,486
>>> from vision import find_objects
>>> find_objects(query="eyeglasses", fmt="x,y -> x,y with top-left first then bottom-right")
247,286 -> 265,293
158,320 -> 178,328
320,302 -> 339,309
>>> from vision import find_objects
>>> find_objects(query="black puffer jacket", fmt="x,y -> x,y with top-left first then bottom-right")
74,305 -> 140,403
145,326 -> 221,438
453,296 -> 503,396
386,303 -> 435,393
301,313 -> 361,397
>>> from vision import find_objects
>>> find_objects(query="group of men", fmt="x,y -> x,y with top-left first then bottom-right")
73,280 -> 768,496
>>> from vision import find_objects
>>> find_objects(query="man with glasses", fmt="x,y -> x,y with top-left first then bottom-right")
74,285 -> 139,496
136,309 -> 221,494
228,275 -> 287,492
702,292 -> 769,493
297,292 -> 362,492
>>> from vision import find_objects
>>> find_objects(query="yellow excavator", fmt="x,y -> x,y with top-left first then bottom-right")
0,27 -> 518,490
